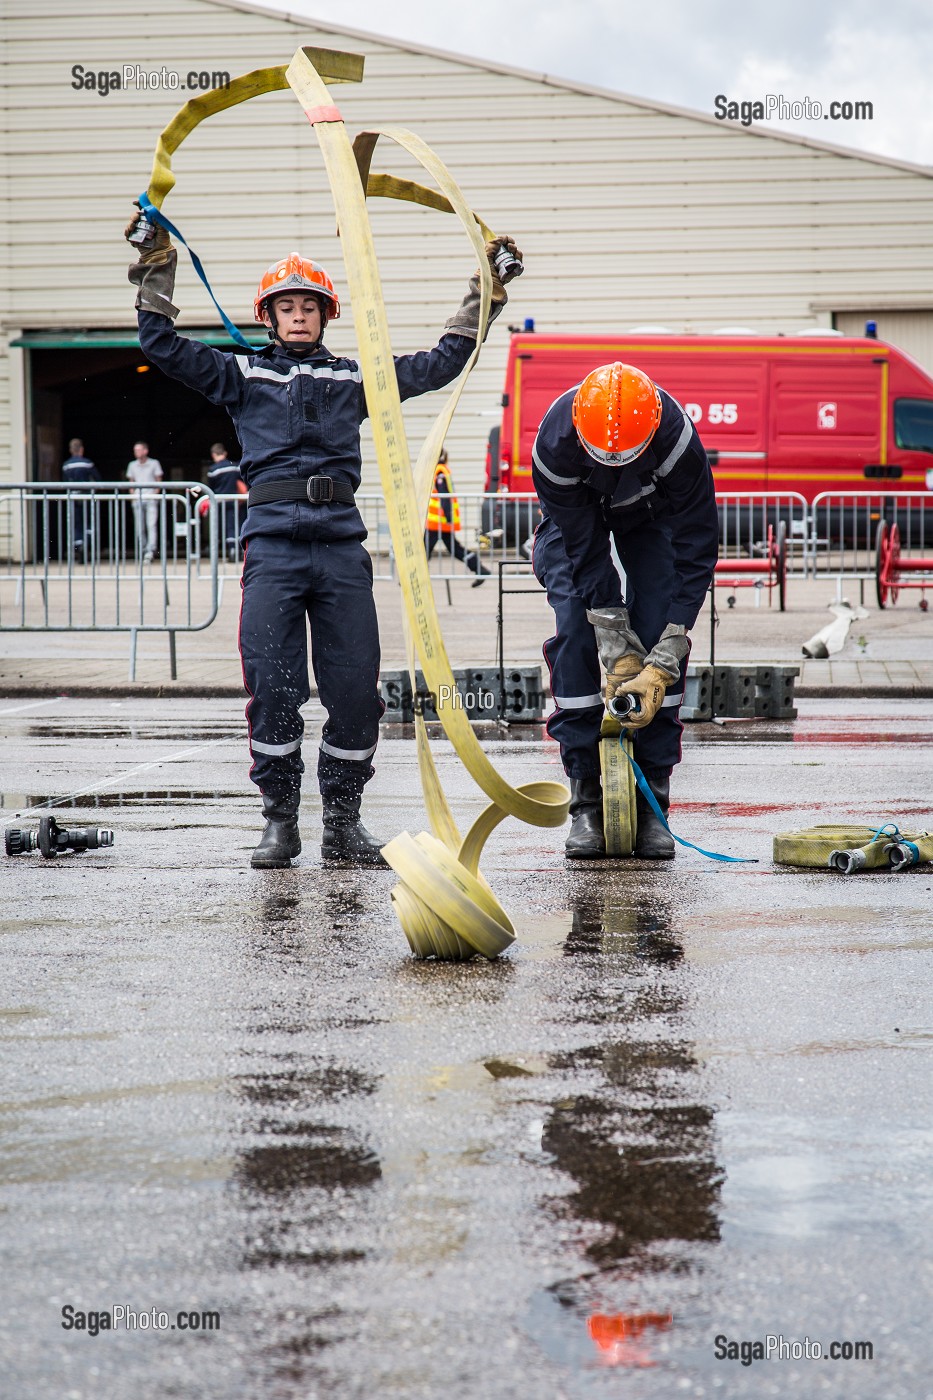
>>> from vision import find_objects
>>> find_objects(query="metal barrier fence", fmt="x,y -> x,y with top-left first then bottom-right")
808,491 -> 933,598
191,492 -> 541,592
3,484 -> 931,679
354,490 -> 542,582
0,483 -> 219,679
715,491 -> 811,574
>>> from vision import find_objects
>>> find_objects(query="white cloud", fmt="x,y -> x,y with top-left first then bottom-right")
255,0 -> 932,165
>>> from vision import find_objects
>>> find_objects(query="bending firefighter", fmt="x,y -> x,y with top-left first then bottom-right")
126,211 -> 522,868
531,362 -> 718,859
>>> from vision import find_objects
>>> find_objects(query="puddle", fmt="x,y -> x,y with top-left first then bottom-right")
4,789 -> 248,810
22,725 -> 245,742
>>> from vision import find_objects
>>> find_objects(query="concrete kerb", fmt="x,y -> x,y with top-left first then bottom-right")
2,679 -> 933,701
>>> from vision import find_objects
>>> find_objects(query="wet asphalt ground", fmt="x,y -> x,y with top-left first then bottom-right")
1,696 -> 931,1400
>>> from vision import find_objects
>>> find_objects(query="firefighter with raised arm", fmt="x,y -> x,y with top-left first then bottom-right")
531,363 -> 718,859
126,206 -> 521,869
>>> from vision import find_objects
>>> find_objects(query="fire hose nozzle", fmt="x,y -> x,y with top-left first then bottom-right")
608,693 -> 640,720
828,848 -> 865,874
888,841 -> 919,872
127,213 -> 157,245
493,243 -> 523,282
5,816 -> 114,858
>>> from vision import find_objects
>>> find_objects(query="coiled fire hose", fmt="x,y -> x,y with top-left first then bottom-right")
773,824 -> 933,873
137,45 -> 571,959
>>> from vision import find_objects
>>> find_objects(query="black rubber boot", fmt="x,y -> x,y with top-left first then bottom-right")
322,794 -> 388,868
565,776 -> 606,859
251,792 -> 302,869
634,769 -> 675,860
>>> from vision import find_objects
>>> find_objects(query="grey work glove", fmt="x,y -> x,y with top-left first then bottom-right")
445,272 -> 505,341
644,623 -> 690,683
586,605 -> 648,706
126,204 -> 179,321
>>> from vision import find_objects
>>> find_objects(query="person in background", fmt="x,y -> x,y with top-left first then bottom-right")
424,447 -> 491,587
206,442 -> 247,561
126,441 -> 164,563
61,437 -> 100,562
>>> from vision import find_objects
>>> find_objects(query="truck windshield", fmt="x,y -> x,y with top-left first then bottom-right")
894,399 -> 933,454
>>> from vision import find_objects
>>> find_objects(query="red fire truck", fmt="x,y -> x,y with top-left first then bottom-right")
493,329 -> 933,499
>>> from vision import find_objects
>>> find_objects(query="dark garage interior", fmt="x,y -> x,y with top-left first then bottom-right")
21,332 -> 253,482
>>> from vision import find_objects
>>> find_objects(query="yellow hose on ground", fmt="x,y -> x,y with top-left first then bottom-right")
141,45 -> 573,959
773,825 -> 933,872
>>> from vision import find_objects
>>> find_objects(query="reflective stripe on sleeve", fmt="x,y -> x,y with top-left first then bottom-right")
320,739 -> 378,761
662,691 -> 684,708
532,441 -> 581,487
654,414 -> 693,478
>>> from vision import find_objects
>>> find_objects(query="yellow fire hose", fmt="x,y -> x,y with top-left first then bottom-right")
600,718 -> 637,856
141,45 -> 579,959
773,824 -> 933,873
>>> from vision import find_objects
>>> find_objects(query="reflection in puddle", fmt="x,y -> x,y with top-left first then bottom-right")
685,724 -> 933,746
231,1051 -> 383,1390
238,1067 -> 378,1106
543,1097 -> 722,1265
532,886 -> 722,1373
6,789 -> 248,809
20,725 -> 245,742
236,1130 -> 381,1194
588,1311 -> 673,1368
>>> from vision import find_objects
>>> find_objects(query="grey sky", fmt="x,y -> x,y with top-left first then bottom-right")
250,0 -> 932,166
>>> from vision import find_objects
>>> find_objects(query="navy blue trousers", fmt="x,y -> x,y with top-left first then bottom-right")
239,536 -> 383,808
533,516 -> 688,779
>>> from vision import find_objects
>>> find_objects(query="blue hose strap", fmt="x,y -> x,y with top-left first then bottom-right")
137,191 -> 254,350
620,740 -> 759,864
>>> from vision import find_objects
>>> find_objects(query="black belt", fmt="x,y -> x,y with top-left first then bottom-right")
247,475 -> 356,507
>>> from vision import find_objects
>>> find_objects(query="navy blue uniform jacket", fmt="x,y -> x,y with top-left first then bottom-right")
206,457 -> 244,496
62,455 -> 100,483
137,311 -> 473,544
531,384 -> 719,629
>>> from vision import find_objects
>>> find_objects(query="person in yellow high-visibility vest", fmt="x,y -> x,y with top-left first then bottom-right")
424,448 -> 491,586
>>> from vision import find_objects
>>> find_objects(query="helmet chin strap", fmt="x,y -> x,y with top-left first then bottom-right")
265,297 -> 328,353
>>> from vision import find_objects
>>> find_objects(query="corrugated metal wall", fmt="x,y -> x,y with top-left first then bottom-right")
833,310 -> 933,373
3,0 -> 933,491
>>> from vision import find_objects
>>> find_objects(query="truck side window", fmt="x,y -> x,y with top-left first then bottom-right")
894,398 -> 933,454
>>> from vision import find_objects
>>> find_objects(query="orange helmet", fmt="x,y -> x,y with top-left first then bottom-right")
572,363 -> 662,467
253,253 -> 340,324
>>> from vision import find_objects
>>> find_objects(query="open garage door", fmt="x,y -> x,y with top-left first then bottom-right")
11,329 -> 264,483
